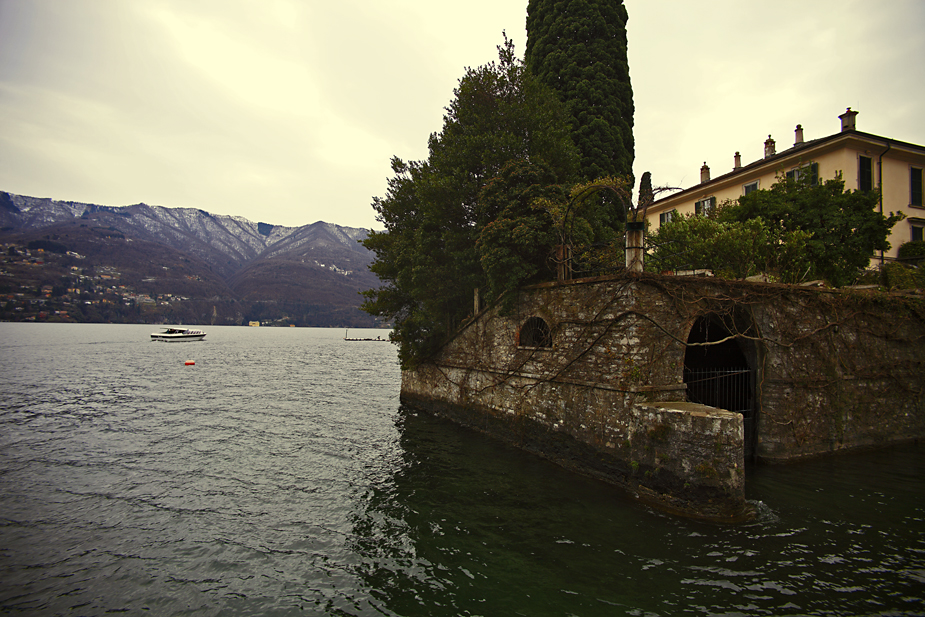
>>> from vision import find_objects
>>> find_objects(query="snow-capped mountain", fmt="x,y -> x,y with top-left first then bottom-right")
1,192 -> 371,279
0,191 -> 382,327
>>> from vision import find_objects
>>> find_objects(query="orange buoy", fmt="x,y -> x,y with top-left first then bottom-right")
185,360 -> 195,366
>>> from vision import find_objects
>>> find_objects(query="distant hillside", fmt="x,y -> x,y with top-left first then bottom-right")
0,191 -> 384,327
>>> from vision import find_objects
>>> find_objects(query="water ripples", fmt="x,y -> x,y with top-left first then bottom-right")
1,323 -> 923,616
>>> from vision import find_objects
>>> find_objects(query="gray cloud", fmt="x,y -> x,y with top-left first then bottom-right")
1,0 -> 923,229
629,0 -> 925,188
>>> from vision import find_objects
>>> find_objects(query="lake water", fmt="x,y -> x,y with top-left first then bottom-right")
1,323 -> 923,616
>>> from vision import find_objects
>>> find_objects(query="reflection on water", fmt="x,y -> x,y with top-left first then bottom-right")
0,323 -> 922,616
355,408 -> 924,616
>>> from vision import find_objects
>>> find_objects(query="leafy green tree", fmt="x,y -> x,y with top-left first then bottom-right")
476,160 -> 566,303
719,172 -> 903,286
525,0 -> 634,182
646,214 -> 813,283
361,37 -> 580,368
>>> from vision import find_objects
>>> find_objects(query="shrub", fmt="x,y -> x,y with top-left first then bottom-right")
897,241 -> 925,265
882,262 -> 921,289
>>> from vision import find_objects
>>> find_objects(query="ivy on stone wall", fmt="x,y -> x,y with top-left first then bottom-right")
419,272 -> 925,461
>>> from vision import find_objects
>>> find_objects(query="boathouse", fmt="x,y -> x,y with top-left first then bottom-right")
400,273 -> 925,520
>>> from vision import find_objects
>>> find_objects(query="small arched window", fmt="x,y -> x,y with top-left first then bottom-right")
519,316 -> 552,348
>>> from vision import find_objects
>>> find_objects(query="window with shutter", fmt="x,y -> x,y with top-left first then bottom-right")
859,156 -> 873,192
694,197 -> 715,215
786,162 -> 819,185
911,167 -> 923,207
659,209 -> 677,225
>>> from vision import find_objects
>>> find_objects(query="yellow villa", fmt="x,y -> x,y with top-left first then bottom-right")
645,109 -> 925,264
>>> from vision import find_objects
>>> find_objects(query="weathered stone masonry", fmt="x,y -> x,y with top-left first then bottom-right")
400,274 -> 925,520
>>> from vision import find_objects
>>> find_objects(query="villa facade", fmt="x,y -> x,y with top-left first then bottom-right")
645,109 -> 925,262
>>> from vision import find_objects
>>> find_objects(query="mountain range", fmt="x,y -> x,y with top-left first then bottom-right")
0,191 -> 384,327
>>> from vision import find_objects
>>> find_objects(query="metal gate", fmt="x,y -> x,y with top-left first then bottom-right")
684,367 -> 757,459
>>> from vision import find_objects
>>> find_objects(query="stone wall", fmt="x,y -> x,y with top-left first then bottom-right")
749,285 -> 925,459
400,273 -> 925,519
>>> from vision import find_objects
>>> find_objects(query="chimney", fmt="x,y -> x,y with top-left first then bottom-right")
700,162 -> 711,183
733,151 -> 742,170
794,124 -> 804,146
764,135 -> 776,158
839,107 -> 858,131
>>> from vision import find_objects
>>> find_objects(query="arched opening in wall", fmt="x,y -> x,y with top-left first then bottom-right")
519,316 -> 552,348
684,313 -> 759,462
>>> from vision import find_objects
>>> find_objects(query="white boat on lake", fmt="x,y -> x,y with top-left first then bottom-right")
150,327 -> 206,342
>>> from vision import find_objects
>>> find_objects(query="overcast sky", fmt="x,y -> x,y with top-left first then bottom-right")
2,1 -> 924,229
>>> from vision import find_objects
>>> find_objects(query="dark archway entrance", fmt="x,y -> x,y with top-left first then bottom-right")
683,313 -> 758,462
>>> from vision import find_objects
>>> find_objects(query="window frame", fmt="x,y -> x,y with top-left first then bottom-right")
911,166 -> 923,208
659,209 -> 677,225
694,197 -> 716,216
518,316 -> 553,349
859,156 -> 873,192
743,180 -> 759,196
786,162 -> 820,186
911,223 -> 924,243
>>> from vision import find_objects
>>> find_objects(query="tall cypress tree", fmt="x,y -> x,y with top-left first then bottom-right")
525,0 -> 634,184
